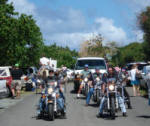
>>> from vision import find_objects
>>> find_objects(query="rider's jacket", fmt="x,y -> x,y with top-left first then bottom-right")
45,75 -> 56,83
107,72 -> 118,79
93,72 -> 102,79
81,70 -> 91,79
118,71 -> 126,82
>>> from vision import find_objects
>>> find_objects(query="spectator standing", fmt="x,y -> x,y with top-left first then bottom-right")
130,64 -> 141,96
11,64 -> 23,99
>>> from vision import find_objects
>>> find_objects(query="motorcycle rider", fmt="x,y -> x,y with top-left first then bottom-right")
37,68 -> 66,118
97,67 -> 127,118
77,64 -> 91,98
118,68 -> 132,109
85,67 -> 102,106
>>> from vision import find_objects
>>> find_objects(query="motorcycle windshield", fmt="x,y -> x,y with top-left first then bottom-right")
107,78 -> 116,83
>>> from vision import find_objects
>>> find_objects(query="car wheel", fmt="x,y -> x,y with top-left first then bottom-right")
6,87 -> 11,97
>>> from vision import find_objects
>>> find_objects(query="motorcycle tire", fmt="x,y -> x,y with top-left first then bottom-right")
85,84 -> 88,97
110,97 -> 116,120
96,89 -> 100,105
93,91 -> 97,102
48,104 -> 55,121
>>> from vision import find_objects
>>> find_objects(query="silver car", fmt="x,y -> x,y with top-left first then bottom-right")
140,65 -> 150,89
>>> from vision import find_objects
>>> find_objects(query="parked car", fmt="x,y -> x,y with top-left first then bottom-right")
0,66 -> 12,97
126,62 -> 148,72
21,67 -> 37,89
140,65 -> 150,89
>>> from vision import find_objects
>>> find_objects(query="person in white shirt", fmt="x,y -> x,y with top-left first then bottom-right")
130,64 -> 140,96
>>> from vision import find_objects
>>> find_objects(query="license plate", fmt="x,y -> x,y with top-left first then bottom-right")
48,100 -> 53,103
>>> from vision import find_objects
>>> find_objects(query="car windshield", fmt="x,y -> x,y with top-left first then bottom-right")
143,66 -> 150,74
127,64 -> 147,71
75,59 -> 106,70
0,69 -> 7,76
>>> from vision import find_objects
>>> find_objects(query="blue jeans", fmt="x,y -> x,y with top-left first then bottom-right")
38,97 -> 45,111
57,97 -> 66,113
147,80 -> 150,106
57,98 -> 64,110
99,95 -> 126,114
86,87 -> 94,105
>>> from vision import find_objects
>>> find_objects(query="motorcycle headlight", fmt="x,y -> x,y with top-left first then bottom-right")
84,78 -> 88,82
108,84 -> 115,91
37,79 -> 41,83
48,88 -> 53,94
77,75 -> 80,78
54,82 -> 57,87
96,77 -> 100,81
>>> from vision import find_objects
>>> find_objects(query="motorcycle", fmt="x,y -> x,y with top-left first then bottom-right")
21,75 -> 35,91
93,77 -> 103,105
82,77 -> 89,97
37,81 -> 65,121
117,80 -> 129,108
73,73 -> 81,93
103,78 -> 119,119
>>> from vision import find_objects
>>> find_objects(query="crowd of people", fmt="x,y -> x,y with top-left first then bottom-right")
8,62 -> 150,120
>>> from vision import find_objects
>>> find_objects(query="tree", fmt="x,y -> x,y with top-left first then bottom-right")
79,34 -> 118,61
112,42 -> 145,66
0,0 -> 44,67
41,44 -> 78,68
87,34 -> 105,57
138,6 -> 150,60
79,34 -> 106,57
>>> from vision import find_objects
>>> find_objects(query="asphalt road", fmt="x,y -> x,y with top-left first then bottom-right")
0,83 -> 150,126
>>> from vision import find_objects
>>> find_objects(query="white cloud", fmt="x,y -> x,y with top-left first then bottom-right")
94,17 -> 128,46
117,0 -> 150,12
45,32 -> 94,50
45,17 -> 129,49
8,0 -> 130,49
133,30 -> 144,42
8,0 -> 36,15
37,8 -> 87,34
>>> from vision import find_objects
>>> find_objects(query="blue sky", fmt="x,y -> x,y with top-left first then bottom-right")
9,0 -> 150,50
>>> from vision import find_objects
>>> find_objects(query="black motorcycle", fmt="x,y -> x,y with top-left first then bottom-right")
103,78 -> 119,119
37,81 -> 65,121
93,77 -> 103,105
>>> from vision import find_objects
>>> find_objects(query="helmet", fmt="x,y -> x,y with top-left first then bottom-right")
84,64 -> 88,68
95,67 -> 99,70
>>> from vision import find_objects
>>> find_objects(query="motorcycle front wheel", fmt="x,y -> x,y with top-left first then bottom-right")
85,84 -> 89,97
110,97 -> 116,120
48,104 -> 55,121
96,89 -> 100,105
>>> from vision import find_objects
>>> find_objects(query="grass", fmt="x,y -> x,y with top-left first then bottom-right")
140,89 -> 148,98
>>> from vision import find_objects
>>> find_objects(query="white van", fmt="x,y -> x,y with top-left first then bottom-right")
74,57 -> 107,74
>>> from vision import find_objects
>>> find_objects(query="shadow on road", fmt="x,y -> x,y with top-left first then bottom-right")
34,115 -> 67,122
96,113 -> 119,120
136,115 -> 150,119
77,96 -> 86,100
70,90 -> 77,94
88,103 -> 99,107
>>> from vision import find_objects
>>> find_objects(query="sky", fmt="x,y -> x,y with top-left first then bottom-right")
8,0 -> 150,50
